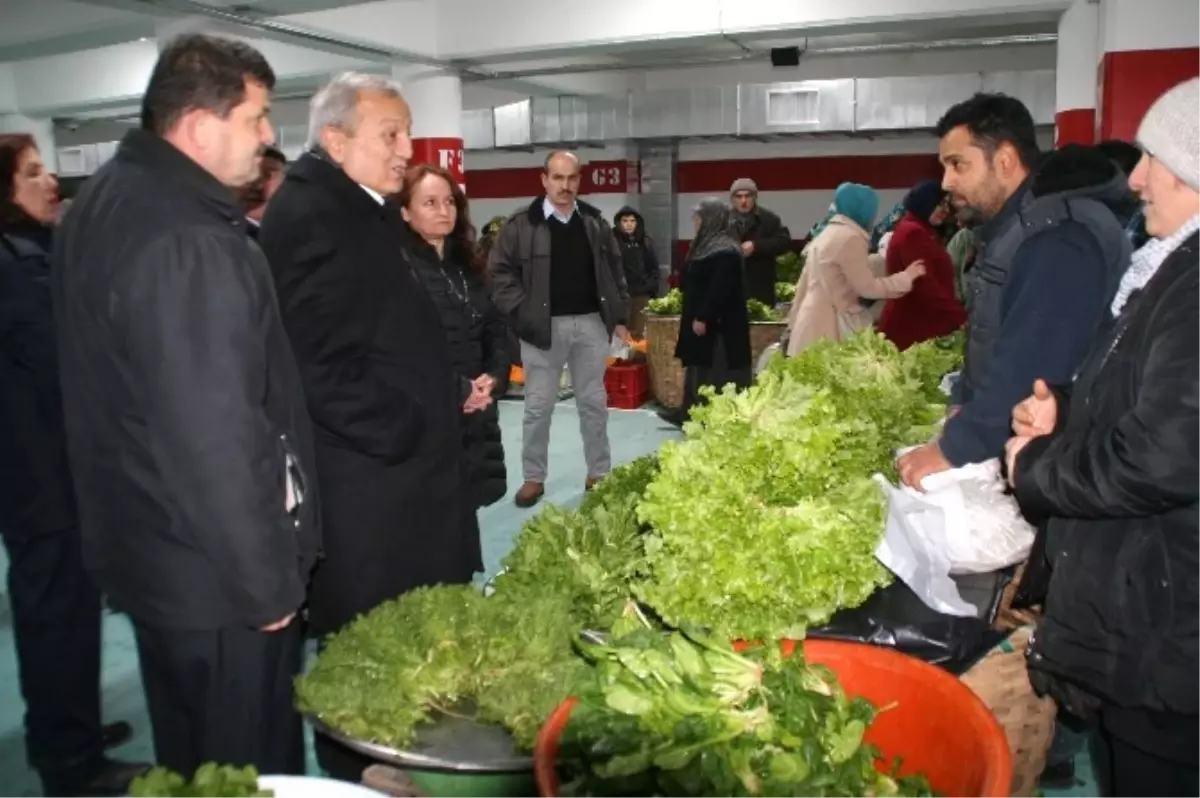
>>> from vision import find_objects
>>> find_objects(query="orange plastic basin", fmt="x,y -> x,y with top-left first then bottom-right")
534,639 -> 1012,797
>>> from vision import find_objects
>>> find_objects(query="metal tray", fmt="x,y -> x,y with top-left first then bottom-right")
307,702 -> 533,773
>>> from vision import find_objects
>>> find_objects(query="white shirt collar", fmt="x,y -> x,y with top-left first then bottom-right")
543,196 -> 577,223
360,184 -> 385,205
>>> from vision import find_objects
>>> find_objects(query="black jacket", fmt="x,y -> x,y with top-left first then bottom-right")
399,224 -> 509,510
675,249 -> 752,370
731,205 -> 791,306
1014,232 -> 1199,717
260,153 -> 478,636
0,226 -> 76,540
51,130 -> 321,631
612,206 -> 661,297
489,198 -> 629,350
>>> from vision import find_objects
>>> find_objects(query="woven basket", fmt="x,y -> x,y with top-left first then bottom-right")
960,627 -> 1056,797
749,322 -> 787,366
645,315 -> 685,408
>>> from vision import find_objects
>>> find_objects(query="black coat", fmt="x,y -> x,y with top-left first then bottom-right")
0,226 -> 76,540
612,206 -> 661,297
732,206 -> 792,306
398,225 -> 509,509
1014,232 -> 1199,717
51,130 -> 321,631
675,249 -> 752,370
259,153 -> 478,636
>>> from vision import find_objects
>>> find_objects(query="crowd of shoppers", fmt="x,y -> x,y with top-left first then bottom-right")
0,23 -> 1194,798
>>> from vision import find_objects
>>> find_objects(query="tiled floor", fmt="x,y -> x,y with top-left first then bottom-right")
0,399 -> 1097,796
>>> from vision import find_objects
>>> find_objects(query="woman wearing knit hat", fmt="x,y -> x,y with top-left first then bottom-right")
784,182 -> 926,355
877,180 -> 966,350
1006,76 -> 1199,798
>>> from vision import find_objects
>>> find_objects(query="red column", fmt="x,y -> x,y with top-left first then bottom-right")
410,138 -> 466,188
1097,47 -> 1199,141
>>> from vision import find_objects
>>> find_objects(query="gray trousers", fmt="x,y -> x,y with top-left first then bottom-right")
520,313 -> 612,482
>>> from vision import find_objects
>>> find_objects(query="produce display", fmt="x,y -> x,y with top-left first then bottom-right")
129,764 -> 270,797
633,332 -> 959,639
775,251 -> 804,285
297,330 -> 965,786
555,609 -> 934,797
775,282 -> 796,303
646,289 -> 783,322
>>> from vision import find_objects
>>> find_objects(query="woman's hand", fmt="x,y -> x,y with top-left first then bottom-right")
692,320 -> 707,336
904,260 -> 927,280
1012,379 -> 1057,438
463,378 -> 494,414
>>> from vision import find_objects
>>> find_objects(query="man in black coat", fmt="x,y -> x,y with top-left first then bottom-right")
729,178 -> 793,306
258,73 -> 476,779
51,35 -> 320,777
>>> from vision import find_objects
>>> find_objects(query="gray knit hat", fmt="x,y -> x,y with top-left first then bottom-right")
730,177 -> 758,195
1136,76 -> 1199,191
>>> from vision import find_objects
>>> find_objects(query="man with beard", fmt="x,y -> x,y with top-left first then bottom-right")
729,178 -> 792,306
238,145 -> 286,239
897,93 -> 1132,489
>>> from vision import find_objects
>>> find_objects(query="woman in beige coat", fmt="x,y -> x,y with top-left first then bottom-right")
786,182 -> 925,356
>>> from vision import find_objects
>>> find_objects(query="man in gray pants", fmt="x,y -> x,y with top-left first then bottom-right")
489,151 -> 630,507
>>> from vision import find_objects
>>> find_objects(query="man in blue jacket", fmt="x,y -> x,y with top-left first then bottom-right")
898,93 -> 1131,488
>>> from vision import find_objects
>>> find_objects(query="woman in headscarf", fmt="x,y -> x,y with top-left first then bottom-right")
667,198 -> 752,425
878,180 -> 967,350
785,182 -> 926,356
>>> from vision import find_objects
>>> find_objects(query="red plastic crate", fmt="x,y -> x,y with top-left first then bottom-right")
604,361 -> 650,409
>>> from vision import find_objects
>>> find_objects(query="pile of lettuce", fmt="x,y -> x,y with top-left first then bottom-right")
633,331 -> 960,640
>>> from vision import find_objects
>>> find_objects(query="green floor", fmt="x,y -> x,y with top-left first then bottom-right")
0,399 -> 1096,795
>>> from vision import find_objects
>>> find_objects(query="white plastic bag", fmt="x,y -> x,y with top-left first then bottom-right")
873,458 -> 1035,616
755,342 -> 781,375
609,334 -> 631,362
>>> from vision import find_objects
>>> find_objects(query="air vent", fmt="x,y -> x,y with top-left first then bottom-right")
766,88 -> 820,126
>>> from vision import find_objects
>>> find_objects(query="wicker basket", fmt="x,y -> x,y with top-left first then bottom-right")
749,322 -> 787,366
960,627 -> 1056,797
645,315 -> 685,408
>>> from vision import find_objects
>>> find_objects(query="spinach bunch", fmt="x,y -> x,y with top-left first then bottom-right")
129,764 -> 270,797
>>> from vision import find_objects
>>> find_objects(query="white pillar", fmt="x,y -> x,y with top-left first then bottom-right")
0,114 -> 57,173
392,65 -> 465,190
1054,0 -> 1099,146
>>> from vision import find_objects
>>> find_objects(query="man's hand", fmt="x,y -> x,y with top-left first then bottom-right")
463,379 -> 493,414
692,319 -> 707,336
896,442 -> 952,491
614,324 -> 631,343
261,613 -> 295,632
1012,379 -> 1057,438
1005,435 -> 1032,488
741,241 -> 755,256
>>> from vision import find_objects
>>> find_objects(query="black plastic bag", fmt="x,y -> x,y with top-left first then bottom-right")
807,571 -> 1012,675
1011,522 -> 1051,611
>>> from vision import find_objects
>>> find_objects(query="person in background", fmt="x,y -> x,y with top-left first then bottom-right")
397,162 -> 508,544
612,206 -> 661,338
1096,138 -> 1151,250
488,151 -> 630,509
476,214 -> 522,379
785,182 -> 925,356
0,135 -> 146,797
259,73 -> 477,780
52,35 -> 319,778
945,221 -> 977,305
897,94 -> 1132,490
1006,76 -> 1199,798
664,198 -> 752,427
878,180 -> 967,350
729,178 -> 792,306
238,145 -> 286,239
869,198 -> 906,253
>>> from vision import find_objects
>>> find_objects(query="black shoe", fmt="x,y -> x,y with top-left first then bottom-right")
656,408 -> 686,428
101,721 -> 132,750
1038,759 -> 1077,790
42,756 -> 151,797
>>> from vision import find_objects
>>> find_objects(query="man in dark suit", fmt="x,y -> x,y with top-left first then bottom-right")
258,72 -> 478,780
52,34 -> 320,778
239,146 -> 286,239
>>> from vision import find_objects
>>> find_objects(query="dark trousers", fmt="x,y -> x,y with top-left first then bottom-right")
132,618 -> 305,777
1092,707 -> 1199,797
2,527 -> 104,776
682,339 -> 752,414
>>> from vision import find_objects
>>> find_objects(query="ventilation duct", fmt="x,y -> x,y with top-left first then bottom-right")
57,70 -> 1056,174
